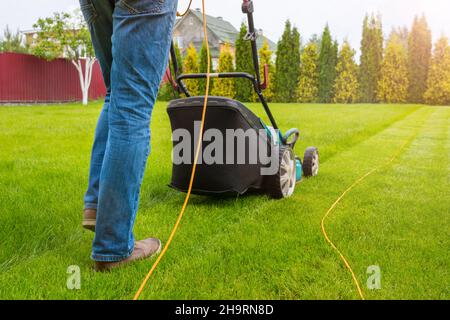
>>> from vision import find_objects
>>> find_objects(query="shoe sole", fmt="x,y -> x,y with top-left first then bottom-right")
83,219 -> 96,232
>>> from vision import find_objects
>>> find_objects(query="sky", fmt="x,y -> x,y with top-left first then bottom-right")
1,0 -> 450,52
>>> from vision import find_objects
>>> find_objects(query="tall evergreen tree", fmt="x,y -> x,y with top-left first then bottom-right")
408,15 -> 432,103
392,26 -> 409,52
199,41 -> 214,94
424,36 -> 450,105
274,20 -> 301,102
359,14 -> 384,103
235,23 -> 254,102
173,43 -> 183,74
359,15 -> 371,101
377,34 -> 409,103
274,21 -> 291,102
297,41 -> 319,103
183,43 -> 200,96
291,26 -> 302,99
308,34 -> 322,52
318,25 -> 338,103
333,41 -> 359,103
212,43 -> 236,98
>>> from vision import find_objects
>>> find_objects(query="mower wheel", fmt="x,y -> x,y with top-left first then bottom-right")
266,146 -> 297,199
303,147 -> 319,177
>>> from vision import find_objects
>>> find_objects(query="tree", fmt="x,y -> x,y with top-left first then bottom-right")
297,41 -> 319,103
173,42 -> 184,74
235,23 -> 254,102
199,41 -> 213,94
31,11 -> 95,105
274,21 -> 291,102
359,14 -> 384,103
392,26 -> 409,52
183,43 -> 200,96
333,41 -> 359,103
408,15 -> 432,103
377,34 -> 409,103
308,34 -> 322,51
253,40 -> 275,102
318,25 -> 338,103
291,26 -> 302,97
0,26 -> 29,53
274,20 -> 301,102
157,81 -> 179,101
212,43 -> 235,98
424,37 -> 450,105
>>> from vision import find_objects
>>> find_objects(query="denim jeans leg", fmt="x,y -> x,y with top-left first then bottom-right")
80,0 -> 114,210
91,0 -> 178,262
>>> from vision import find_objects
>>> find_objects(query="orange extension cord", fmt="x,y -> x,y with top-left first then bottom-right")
133,0 -> 210,300
321,139 -> 410,300
176,0 -> 193,17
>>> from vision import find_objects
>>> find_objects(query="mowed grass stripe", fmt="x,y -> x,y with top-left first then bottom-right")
317,107 -> 449,300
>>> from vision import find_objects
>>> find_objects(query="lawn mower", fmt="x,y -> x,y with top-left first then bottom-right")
166,0 -> 319,199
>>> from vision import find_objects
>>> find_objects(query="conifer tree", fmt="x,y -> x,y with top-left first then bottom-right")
424,37 -> 450,105
183,43 -> 200,96
297,41 -> 319,103
359,14 -> 384,103
212,43 -> 236,98
408,15 -> 432,103
318,25 -> 338,103
392,26 -> 409,52
308,34 -> 322,51
333,41 -> 359,103
377,34 -> 409,103
173,43 -> 183,74
291,26 -> 302,100
274,20 -> 301,102
274,21 -> 291,102
235,23 -> 254,102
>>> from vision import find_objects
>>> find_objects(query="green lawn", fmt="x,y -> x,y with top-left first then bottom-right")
0,101 -> 448,300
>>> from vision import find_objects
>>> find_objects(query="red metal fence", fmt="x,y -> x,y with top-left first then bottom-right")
0,52 -> 106,103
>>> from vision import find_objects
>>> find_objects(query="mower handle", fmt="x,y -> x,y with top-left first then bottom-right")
176,72 -> 278,131
177,67 -> 269,92
170,0 -> 264,94
168,0 -> 279,130
177,72 -> 257,83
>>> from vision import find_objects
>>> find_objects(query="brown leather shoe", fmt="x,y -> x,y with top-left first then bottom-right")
83,209 -> 96,232
94,238 -> 162,272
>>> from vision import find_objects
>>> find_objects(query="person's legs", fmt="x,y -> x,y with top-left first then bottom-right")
80,0 -> 115,211
91,0 -> 178,262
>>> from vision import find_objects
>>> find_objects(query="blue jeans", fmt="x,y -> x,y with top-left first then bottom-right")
80,0 -> 178,262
